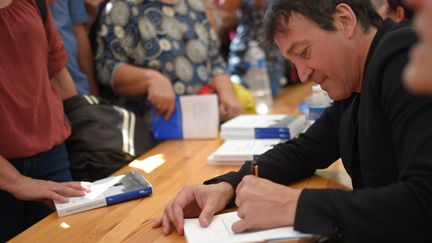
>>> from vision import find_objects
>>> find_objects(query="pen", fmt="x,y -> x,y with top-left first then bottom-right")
250,160 -> 259,177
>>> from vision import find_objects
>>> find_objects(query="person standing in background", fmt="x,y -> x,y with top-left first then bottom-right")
49,0 -> 100,95
0,0 -> 91,241
95,0 -> 244,120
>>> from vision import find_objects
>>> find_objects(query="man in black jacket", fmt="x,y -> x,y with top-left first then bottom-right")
154,0 -> 432,242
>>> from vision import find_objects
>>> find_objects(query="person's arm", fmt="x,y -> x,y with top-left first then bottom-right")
73,23 -> 99,95
67,0 -> 99,95
94,4 -> 175,119
0,154 -> 91,206
153,105 -> 341,235
50,67 -> 78,100
206,102 -> 341,190
83,0 -> 106,30
113,64 -> 175,119
211,74 -> 244,120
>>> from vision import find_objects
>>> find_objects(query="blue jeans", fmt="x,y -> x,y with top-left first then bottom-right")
0,143 -> 72,242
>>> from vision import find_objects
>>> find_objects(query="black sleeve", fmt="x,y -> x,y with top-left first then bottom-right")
205,104 -> 341,203
295,30 -> 432,243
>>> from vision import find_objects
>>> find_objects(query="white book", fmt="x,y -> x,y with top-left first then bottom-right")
152,94 -> 219,139
220,114 -> 306,140
184,211 -> 314,243
54,171 -> 152,217
207,139 -> 284,165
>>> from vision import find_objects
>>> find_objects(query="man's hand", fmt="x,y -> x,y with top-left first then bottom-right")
153,182 -> 234,235
147,70 -> 176,120
11,176 -> 92,209
233,175 -> 302,233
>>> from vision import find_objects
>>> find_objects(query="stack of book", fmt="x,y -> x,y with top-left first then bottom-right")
220,114 -> 306,139
207,139 -> 285,165
208,114 -> 306,165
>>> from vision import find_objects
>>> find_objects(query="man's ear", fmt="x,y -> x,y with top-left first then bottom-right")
394,6 -> 406,22
333,3 -> 357,38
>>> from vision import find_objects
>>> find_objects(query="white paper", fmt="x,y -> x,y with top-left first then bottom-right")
180,95 -> 219,139
207,139 -> 284,165
220,114 -> 306,140
184,212 -> 314,243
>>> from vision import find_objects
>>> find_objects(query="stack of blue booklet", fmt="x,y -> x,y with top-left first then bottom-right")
207,139 -> 285,165
220,114 -> 307,139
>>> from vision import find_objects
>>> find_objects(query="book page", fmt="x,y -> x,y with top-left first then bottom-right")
212,139 -> 283,158
180,95 -> 219,139
184,212 -> 314,243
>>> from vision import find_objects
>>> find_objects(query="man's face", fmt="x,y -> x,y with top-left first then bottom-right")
274,13 -> 361,100
403,0 -> 432,94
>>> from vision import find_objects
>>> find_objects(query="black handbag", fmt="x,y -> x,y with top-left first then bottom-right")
63,95 -> 157,181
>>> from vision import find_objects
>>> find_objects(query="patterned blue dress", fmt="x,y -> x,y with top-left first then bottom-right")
95,0 -> 227,114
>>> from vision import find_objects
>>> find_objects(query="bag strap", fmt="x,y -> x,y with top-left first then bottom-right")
35,0 -> 47,25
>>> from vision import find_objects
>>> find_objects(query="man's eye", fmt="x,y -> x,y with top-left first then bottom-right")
300,47 -> 309,58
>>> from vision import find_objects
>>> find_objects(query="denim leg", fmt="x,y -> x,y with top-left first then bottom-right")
0,143 -> 72,242
0,190 -> 27,242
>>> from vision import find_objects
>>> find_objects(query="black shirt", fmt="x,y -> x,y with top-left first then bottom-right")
206,20 -> 432,243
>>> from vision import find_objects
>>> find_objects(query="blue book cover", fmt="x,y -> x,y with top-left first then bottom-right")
254,133 -> 291,139
254,127 -> 290,134
221,114 -> 306,140
151,95 -> 219,140
152,96 -> 183,140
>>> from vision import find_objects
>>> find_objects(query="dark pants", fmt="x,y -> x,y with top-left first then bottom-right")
0,143 -> 72,242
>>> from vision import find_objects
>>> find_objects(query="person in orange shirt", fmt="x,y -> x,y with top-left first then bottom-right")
0,0 -> 91,241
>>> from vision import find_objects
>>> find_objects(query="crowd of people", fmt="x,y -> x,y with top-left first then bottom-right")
1,0 -> 432,242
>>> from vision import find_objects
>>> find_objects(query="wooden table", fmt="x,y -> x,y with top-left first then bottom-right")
11,83 -> 350,243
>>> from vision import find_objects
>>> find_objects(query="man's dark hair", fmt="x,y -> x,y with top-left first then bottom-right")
263,0 -> 383,46
387,0 -> 414,20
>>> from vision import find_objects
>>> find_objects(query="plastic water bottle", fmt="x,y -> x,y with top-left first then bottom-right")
244,41 -> 273,114
306,85 -> 333,123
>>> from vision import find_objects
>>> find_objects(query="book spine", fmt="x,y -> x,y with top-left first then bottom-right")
255,133 -> 291,139
105,187 -> 153,205
57,199 -> 107,217
255,128 -> 290,134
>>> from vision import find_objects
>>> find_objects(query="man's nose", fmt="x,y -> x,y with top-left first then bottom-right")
296,63 -> 313,83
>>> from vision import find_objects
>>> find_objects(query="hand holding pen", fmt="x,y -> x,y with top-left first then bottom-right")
233,159 -> 302,233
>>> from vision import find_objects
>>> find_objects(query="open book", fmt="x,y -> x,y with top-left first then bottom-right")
184,211 -> 314,243
54,171 -> 152,217
152,95 -> 219,139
